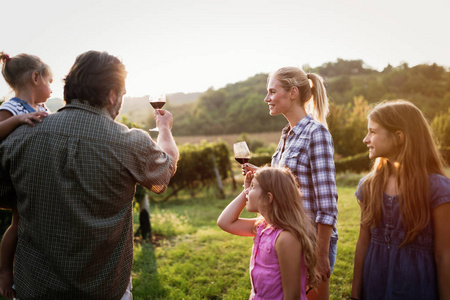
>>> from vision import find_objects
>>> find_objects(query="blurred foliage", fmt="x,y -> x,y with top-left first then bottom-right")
119,115 -> 143,129
431,109 -> 450,148
440,147 -> 450,166
328,96 -> 369,157
164,59 -> 449,157
248,154 -> 272,167
335,152 -> 372,173
235,133 -> 264,152
171,141 -> 230,184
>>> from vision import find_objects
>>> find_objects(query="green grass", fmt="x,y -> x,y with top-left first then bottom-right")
131,180 -> 361,299
109,167 -> 450,299
0,178 -> 360,300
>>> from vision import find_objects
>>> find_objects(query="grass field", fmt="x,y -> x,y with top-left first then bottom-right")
0,172 -> 361,300
4,168 -> 448,299
131,174 -> 362,300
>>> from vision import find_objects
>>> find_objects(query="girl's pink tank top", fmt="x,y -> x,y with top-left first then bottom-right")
249,222 -> 307,300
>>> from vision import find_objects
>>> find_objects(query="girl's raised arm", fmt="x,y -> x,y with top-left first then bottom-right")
217,172 -> 257,237
433,202 -> 450,299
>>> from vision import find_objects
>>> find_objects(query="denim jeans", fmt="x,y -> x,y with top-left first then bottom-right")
120,278 -> 133,300
329,237 -> 338,274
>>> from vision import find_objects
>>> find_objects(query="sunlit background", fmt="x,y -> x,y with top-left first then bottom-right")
1,0 -> 449,99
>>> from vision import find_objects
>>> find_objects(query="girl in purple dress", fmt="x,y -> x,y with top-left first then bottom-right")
218,166 -> 319,299
351,100 -> 450,299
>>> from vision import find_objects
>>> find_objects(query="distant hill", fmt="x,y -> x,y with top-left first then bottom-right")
171,60 -> 450,136
166,59 -> 450,157
166,92 -> 202,106
46,98 -> 65,112
119,92 -> 201,126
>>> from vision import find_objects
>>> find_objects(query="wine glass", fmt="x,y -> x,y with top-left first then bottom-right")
148,93 -> 166,131
233,141 -> 251,165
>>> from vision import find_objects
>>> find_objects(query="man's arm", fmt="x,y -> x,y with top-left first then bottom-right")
155,109 -> 179,175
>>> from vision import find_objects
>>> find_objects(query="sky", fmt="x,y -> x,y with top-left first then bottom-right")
1,0 -> 449,100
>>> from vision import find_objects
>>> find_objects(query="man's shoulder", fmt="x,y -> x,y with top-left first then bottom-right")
30,110 -> 153,149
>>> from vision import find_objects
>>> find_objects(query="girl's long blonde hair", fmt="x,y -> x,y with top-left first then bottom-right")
359,100 -> 447,246
254,166 -> 319,288
271,67 -> 329,128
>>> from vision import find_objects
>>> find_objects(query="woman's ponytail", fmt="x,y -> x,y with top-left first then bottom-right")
307,73 -> 329,128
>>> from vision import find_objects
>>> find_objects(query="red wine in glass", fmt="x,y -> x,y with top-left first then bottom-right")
235,157 -> 250,164
148,93 -> 167,131
233,141 -> 251,166
150,101 -> 166,109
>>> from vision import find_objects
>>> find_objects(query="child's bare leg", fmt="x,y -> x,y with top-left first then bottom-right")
0,208 -> 18,299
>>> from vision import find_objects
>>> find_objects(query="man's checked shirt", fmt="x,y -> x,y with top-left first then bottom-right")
0,100 -> 173,299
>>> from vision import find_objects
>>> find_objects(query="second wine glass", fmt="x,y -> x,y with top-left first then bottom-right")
233,141 -> 251,164
148,93 -> 166,132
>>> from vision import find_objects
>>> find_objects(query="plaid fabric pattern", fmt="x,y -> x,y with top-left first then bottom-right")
0,100 -> 173,299
0,98 -> 51,209
271,115 -> 338,239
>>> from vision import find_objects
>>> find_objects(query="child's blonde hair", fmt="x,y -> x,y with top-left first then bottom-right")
0,52 -> 52,92
254,166 -> 319,288
359,100 -> 447,246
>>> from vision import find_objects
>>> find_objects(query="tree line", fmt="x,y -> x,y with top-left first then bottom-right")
165,59 -> 450,157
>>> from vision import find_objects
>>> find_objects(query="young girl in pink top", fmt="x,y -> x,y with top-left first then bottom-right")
218,166 -> 319,299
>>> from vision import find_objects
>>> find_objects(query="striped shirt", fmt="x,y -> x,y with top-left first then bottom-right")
0,97 -> 50,114
272,114 -> 338,239
0,100 -> 174,299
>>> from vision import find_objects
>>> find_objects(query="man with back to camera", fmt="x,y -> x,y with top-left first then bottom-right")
0,50 -> 179,299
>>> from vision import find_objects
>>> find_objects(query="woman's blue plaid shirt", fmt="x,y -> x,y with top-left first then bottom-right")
271,115 -> 338,239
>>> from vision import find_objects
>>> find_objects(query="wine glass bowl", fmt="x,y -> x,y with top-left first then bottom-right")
149,93 -> 166,110
149,93 -> 167,131
233,141 -> 251,164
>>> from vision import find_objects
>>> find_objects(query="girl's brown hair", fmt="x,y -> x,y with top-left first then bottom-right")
270,67 -> 329,128
254,166 -> 319,288
359,100 -> 447,246
1,52 -> 52,92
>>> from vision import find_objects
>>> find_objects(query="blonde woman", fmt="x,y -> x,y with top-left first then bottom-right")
244,67 -> 338,299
